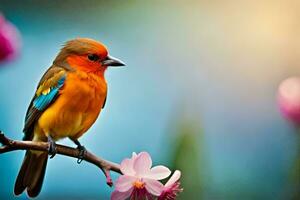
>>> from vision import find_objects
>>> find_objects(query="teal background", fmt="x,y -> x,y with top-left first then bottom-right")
0,0 -> 300,199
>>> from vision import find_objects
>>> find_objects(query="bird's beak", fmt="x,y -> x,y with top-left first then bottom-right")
101,55 -> 125,67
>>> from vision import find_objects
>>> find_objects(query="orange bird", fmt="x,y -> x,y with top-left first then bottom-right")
14,38 -> 125,197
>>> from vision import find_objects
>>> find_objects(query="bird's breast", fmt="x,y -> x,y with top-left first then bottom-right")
37,71 -> 107,140
62,71 -> 107,111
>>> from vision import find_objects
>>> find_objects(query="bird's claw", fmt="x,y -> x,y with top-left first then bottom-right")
48,138 -> 57,159
77,145 -> 86,164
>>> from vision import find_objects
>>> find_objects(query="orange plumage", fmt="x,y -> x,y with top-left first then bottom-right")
36,70 -> 107,140
14,38 -> 125,197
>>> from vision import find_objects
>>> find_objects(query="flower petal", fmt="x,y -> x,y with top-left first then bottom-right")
115,175 -> 136,192
165,170 -> 181,187
144,178 -> 164,196
133,152 -> 152,176
132,152 -> 137,158
120,158 -> 135,176
111,188 -> 133,200
147,165 -> 171,180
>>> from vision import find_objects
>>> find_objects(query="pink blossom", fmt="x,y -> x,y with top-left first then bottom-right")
111,152 -> 171,200
158,170 -> 183,200
278,77 -> 300,125
0,13 -> 21,62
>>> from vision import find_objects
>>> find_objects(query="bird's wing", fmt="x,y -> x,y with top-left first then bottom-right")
23,66 -> 67,140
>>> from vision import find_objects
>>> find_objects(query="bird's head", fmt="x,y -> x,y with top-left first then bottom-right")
53,38 -> 125,74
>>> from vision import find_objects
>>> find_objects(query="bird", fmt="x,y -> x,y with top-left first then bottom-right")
14,38 -> 125,198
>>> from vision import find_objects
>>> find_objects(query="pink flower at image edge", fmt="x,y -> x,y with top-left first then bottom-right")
0,13 -> 21,62
278,77 -> 300,125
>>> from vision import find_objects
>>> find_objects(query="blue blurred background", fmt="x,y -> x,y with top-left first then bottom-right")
1,0 -> 300,199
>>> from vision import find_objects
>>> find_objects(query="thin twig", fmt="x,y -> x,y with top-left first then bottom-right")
0,131 -> 121,186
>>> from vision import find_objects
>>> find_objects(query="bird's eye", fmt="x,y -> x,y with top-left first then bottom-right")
88,54 -> 99,61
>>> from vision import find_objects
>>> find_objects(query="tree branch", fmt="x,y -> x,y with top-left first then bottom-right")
0,131 -> 121,186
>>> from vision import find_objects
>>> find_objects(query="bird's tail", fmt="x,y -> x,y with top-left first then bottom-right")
14,150 -> 48,198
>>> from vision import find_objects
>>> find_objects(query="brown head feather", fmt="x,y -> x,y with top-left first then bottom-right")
53,38 -> 108,66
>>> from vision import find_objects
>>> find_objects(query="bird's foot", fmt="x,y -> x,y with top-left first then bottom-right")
72,139 -> 87,164
77,145 -> 86,164
47,136 -> 57,159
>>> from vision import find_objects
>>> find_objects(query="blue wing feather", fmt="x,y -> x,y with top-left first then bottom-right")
33,87 -> 60,110
32,75 -> 65,110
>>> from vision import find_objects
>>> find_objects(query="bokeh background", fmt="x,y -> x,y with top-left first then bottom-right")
1,0 -> 300,199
